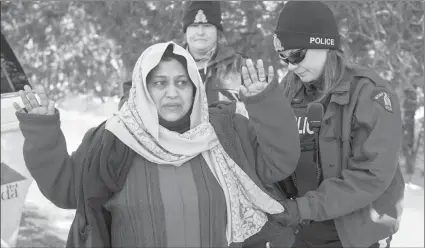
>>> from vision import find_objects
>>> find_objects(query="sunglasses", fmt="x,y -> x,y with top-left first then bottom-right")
278,49 -> 307,65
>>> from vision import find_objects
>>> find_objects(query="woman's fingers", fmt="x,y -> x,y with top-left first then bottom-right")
47,100 -> 55,115
13,102 -> 25,113
240,85 -> 249,97
35,85 -> 48,107
24,85 -> 40,109
241,66 -> 252,88
256,59 -> 266,82
246,59 -> 259,85
18,90 -> 33,112
16,85 -> 55,115
241,59 -> 274,96
267,65 -> 275,84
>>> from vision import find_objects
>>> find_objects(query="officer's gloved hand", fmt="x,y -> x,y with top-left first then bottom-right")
270,199 -> 309,229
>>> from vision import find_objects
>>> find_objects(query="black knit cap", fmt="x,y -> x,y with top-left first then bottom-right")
182,1 -> 223,32
274,1 -> 340,51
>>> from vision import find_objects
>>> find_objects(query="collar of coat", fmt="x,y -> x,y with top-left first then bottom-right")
291,67 -> 356,106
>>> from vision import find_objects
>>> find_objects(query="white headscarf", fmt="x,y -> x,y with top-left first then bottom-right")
105,41 -> 284,244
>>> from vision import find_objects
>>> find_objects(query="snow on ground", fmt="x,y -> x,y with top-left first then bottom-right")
15,96 -> 425,247
391,183 -> 424,247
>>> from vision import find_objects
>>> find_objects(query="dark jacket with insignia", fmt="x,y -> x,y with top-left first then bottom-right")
280,65 -> 404,248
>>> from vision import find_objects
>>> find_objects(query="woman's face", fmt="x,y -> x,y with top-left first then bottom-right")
146,58 -> 194,122
186,23 -> 218,52
279,49 -> 328,83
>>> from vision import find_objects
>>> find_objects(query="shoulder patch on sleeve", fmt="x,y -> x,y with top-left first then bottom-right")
371,89 -> 393,113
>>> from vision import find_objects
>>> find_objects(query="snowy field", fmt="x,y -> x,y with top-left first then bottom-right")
14,96 -> 425,247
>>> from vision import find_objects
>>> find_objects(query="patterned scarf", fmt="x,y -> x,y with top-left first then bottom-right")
105,42 -> 284,245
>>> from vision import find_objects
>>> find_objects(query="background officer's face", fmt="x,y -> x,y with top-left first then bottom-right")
186,23 -> 218,52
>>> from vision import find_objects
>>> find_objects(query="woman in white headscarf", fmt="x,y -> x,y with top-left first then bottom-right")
14,42 -> 300,248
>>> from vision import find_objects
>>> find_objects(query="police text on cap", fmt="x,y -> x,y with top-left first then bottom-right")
309,37 -> 334,46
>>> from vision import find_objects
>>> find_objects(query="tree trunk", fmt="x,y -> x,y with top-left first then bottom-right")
239,1 -> 258,56
402,88 -> 418,178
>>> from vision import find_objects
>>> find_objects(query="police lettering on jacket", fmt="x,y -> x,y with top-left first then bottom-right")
295,116 -> 314,135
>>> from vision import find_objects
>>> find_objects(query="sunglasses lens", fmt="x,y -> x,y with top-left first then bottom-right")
279,49 -> 306,65
278,53 -> 290,64
288,50 -> 306,64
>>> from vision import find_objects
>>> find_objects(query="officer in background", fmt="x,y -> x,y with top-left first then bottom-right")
119,1 -> 248,111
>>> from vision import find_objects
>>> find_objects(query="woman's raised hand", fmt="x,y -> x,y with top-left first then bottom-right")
13,85 -> 55,115
240,59 -> 275,97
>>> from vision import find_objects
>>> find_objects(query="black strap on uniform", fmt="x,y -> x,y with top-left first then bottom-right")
313,129 -> 322,184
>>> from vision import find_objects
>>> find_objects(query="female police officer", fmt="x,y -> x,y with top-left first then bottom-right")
120,1 -> 247,109
271,2 -> 404,248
